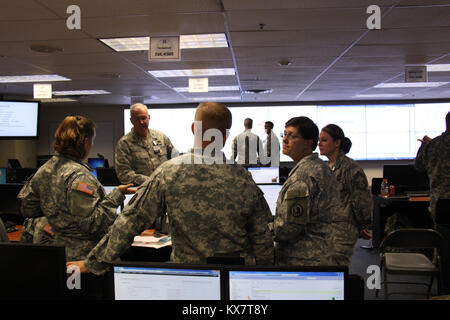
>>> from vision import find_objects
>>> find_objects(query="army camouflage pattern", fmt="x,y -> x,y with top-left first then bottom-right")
20,216 -> 54,245
328,151 -> 373,265
415,131 -> 450,219
17,153 -> 124,260
274,153 -> 344,266
85,149 -> 275,275
0,217 -> 8,242
115,128 -> 176,185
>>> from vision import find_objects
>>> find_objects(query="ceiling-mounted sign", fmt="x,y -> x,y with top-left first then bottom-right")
33,83 -> 52,99
405,66 -> 427,82
149,36 -> 180,61
189,78 -> 209,92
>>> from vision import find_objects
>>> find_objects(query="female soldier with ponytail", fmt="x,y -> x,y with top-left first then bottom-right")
18,115 -> 135,261
318,124 -> 372,266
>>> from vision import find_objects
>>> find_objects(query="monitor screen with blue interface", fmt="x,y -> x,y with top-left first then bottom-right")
227,269 -> 346,300
113,265 -> 222,300
125,102 -> 449,160
88,158 -> 105,169
258,184 -> 282,216
0,168 -> 6,184
248,167 -> 279,184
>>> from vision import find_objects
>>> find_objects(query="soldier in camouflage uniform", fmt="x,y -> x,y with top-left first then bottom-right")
319,124 -> 372,266
274,117 -> 343,266
20,216 -> 54,245
415,111 -> 450,294
115,103 -> 177,186
415,111 -> 450,220
0,217 -> 8,242
72,102 -> 274,275
17,115 -> 135,261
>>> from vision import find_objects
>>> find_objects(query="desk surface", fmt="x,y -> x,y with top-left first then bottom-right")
8,225 -> 22,242
379,195 -> 430,202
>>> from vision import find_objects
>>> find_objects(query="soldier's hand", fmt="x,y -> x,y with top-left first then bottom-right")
66,261 -> 89,273
359,228 -> 372,240
418,135 -> 432,144
118,184 -> 137,194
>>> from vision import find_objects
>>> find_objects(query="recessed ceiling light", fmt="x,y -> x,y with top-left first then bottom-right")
99,33 -> 228,52
373,82 -> 449,88
188,96 -> 241,101
0,74 -> 71,83
52,90 -> 111,96
353,94 -> 405,98
37,98 -> 77,103
174,85 -> 240,92
243,89 -> 273,94
426,64 -> 450,72
30,44 -> 63,53
149,68 -> 235,78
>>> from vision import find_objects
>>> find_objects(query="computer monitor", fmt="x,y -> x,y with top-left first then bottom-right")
0,183 -> 24,215
257,183 -> 282,216
383,164 -> 429,193
7,159 -> 21,168
0,242 -> 67,300
110,262 -> 223,300
0,167 -> 6,184
225,266 -> 347,300
248,166 -> 279,184
88,158 -> 106,169
97,167 -> 120,185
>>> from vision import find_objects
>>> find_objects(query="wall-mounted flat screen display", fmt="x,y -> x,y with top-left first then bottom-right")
124,102 -> 449,161
0,100 -> 39,138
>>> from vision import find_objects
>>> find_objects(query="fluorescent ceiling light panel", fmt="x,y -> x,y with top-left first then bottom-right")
189,96 -> 241,101
373,82 -> 449,88
426,64 -> 450,72
52,90 -> 111,95
99,34 -> 228,51
149,68 -> 235,78
174,85 -> 240,92
0,74 -> 71,83
38,98 -> 77,103
353,94 -> 404,98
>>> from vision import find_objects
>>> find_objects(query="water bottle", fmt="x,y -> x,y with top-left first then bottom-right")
380,179 -> 389,196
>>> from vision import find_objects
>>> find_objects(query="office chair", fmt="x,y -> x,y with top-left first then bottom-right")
376,228 -> 443,299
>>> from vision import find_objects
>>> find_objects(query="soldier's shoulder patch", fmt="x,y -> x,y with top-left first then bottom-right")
76,180 -> 95,196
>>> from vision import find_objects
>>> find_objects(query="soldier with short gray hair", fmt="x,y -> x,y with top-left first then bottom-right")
115,103 -> 177,186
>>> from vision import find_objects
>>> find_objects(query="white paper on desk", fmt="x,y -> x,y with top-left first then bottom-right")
132,235 -> 172,248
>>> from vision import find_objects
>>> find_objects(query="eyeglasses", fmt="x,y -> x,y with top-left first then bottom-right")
282,132 -> 302,140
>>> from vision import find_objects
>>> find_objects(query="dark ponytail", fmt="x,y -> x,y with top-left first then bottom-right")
322,124 -> 352,154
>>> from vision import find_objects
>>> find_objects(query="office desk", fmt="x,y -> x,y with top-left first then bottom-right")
7,225 -> 172,262
372,195 -> 433,248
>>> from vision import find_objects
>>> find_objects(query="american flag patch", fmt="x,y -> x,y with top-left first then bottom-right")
76,181 -> 95,195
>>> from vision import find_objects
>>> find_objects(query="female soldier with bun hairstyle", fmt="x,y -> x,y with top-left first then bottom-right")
18,115 -> 135,261
319,124 -> 372,266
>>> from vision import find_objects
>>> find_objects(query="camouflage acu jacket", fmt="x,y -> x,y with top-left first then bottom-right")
17,153 -> 124,260
115,128 -> 176,185
85,149 -> 275,275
